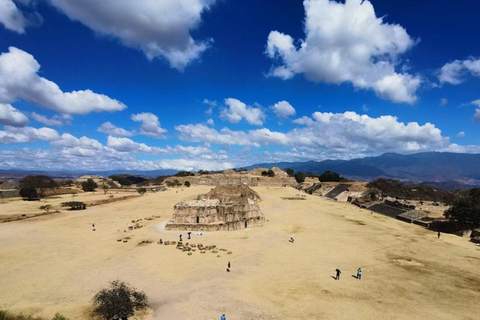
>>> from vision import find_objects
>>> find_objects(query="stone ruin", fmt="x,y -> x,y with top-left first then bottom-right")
165,185 -> 265,231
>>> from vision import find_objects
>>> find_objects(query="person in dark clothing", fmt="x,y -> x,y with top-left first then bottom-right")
335,269 -> 341,280
187,232 -> 191,240
228,261 -> 231,268
357,268 -> 362,280
179,234 -> 182,242
438,231 -> 441,239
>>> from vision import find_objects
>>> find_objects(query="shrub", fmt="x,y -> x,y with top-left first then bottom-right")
137,188 -> 147,195
52,314 -> 68,320
61,201 -> 86,210
0,310 -> 67,320
261,170 -> 275,177
40,204 -> 52,213
92,281 -> 148,320
81,179 -> 97,192
285,168 -> 294,177
184,181 -> 191,187
19,187 -> 39,201
363,188 -> 381,201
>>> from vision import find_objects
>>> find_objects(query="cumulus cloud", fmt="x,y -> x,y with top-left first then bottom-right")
47,0 -> 215,70
131,112 -> 167,138
31,112 -> 72,126
0,47 -> 126,114
456,131 -> 465,138
439,58 -> 480,85
177,111 -> 455,155
0,103 -> 28,126
272,100 -> 296,118
206,118 -> 214,126
97,121 -> 133,137
220,98 -> 265,126
0,125 -> 59,144
265,0 -> 420,104
471,100 -> 480,107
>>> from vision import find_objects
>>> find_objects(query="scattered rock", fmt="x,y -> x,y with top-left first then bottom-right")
227,251 -> 232,254
188,252 -> 193,255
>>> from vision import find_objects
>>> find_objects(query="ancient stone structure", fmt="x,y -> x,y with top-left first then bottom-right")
165,185 -> 265,231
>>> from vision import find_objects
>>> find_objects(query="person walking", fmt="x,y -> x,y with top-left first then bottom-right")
438,231 -> 441,239
357,268 -> 362,280
221,314 -> 226,320
335,268 -> 341,280
226,261 -> 231,272
290,234 -> 295,243
91,223 -> 96,231
187,232 -> 191,240
179,234 -> 182,242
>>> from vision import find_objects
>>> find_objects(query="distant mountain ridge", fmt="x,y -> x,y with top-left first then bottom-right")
244,152 -> 480,189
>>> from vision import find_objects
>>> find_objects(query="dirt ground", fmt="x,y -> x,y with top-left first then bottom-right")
0,186 -> 479,319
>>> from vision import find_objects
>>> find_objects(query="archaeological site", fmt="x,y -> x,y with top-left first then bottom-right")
165,185 -> 265,231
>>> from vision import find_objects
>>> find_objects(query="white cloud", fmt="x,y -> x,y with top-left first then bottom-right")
97,121 -> 133,137
177,111 -> 454,155
439,58 -> 480,85
265,0 -> 420,104
439,98 -> 448,106
473,109 -> 480,122
47,0 -> 215,70
206,118 -> 214,126
220,98 -> 265,126
31,112 -> 72,126
0,125 -> 59,144
0,103 -> 28,126
0,47 -> 126,114
131,112 -> 167,138
203,99 -> 217,107
456,131 -> 465,138
51,133 -> 103,150
0,0 -> 28,33
272,100 -> 296,118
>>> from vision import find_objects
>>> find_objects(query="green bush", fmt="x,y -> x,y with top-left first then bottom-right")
294,172 -> 305,183
184,181 -> 191,187
318,171 -> 341,182
445,188 -> 480,228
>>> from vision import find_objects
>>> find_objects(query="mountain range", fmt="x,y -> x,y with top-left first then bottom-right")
244,152 -> 480,189
1,152 -> 480,190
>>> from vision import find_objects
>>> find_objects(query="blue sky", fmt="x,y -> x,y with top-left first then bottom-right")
0,0 -> 480,171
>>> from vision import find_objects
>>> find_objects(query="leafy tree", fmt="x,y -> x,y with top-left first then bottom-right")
285,168 -> 294,177
444,188 -> 480,229
92,281 -> 148,320
318,171 -> 341,182
19,175 -> 56,196
294,172 -> 306,183
137,187 -> 147,195
184,181 -> 191,187
81,179 -> 98,192
174,171 -> 195,177
19,187 -> 39,201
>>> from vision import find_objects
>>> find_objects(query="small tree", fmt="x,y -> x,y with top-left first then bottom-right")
93,280 -> 148,320
184,181 -> 191,187
285,168 -> 294,177
19,175 -> 57,196
19,187 -> 39,201
294,172 -> 306,183
444,188 -> 480,229
81,179 -> 98,192
137,187 -> 147,195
